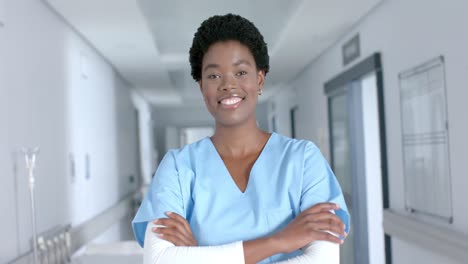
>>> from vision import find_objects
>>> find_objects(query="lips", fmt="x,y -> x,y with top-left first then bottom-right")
218,96 -> 244,109
220,97 -> 242,105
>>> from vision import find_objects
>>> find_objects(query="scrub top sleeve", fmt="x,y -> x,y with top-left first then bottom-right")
300,142 -> 350,234
132,150 -> 186,247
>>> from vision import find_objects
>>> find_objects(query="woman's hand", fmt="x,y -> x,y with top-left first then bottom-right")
152,212 -> 198,246
272,203 -> 347,254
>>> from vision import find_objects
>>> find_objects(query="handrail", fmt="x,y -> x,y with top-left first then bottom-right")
7,191 -> 139,264
383,209 -> 468,263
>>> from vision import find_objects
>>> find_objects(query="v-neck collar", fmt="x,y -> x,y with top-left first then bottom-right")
206,132 -> 275,195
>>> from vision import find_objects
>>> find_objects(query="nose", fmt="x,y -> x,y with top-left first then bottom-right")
219,74 -> 237,91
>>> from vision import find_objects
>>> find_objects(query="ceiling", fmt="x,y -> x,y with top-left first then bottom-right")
45,0 -> 382,107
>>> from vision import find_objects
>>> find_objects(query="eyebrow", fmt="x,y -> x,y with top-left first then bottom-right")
203,63 -> 219,72
202,59 -> 253,73
233,59 -> 252,67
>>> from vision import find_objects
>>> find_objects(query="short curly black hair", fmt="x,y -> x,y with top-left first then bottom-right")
189,13 -> 270,82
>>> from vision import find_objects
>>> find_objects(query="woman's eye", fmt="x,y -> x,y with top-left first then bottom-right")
208,74 -> 220,79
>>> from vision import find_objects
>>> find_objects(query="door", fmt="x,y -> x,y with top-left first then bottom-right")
326,53 -> 389,264
329,89 -> 356,264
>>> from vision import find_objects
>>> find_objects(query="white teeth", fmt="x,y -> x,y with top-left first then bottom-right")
221,97 -> 242,105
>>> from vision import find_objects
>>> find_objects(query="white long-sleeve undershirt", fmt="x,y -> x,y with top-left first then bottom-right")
143,222 -> 339,264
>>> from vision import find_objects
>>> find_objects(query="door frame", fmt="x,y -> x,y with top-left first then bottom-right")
324,53 -> 391,264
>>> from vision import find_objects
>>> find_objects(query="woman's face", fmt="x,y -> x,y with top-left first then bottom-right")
198,40 -> 265,127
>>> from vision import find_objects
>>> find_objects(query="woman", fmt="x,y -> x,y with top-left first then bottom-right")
132,14 -> 349,264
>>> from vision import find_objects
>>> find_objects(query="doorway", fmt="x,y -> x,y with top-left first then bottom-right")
325,53 -> 390,264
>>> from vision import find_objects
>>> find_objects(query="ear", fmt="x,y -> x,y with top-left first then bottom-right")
257,70 -> 265,89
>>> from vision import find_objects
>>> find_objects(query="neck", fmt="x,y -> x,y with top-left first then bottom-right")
211,120 -> 268,157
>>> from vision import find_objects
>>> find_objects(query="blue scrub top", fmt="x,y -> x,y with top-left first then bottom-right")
132,133 -> 349,263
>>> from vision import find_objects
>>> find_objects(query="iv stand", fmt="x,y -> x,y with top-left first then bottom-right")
22,147 -> 39,264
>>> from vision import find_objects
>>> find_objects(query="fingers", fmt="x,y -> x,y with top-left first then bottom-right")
152,226 -> 196,246
153,213 -> 187,232
313,230 -> 343,244
151,213 -> 197,246
306,220 -> 346,237
304,212 -> 347,236
166,212 -> 193,234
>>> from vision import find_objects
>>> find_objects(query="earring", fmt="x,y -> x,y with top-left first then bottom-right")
258,89 -> 263,95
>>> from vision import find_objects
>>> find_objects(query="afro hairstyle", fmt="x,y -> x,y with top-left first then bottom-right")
189,13 -> 270,82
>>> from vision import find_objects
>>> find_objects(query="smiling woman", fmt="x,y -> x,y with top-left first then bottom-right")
200,40 -> 264,127
132,13 -> 349,264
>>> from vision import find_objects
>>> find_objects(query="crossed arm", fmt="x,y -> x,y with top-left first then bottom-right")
144,203 -> 346,264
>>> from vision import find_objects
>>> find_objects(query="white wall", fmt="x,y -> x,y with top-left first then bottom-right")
153,105 -> 214,161
132,91 -> 156,185
256,101 -> 270,132
0,0 -> 139,262
165,126 -> 179,150
266,86 -> 298,137
361,73 -> 385,263
269,0 -> 468,263
181,127 -> 215,145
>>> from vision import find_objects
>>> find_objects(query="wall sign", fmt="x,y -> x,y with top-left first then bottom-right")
342,34 -> 360,66
399,56 -> 452,222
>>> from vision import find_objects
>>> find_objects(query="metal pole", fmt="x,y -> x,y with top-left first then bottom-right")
23,147 -> 39,264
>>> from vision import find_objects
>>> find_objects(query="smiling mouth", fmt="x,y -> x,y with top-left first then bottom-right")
218,96 -> 244,108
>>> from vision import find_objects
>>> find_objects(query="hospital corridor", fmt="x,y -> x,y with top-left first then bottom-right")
1,0 -> 468,263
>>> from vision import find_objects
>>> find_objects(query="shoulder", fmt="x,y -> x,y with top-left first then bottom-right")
269,133 -> 327,170
271,133 -> 320,156
163,137 -> 212,170
153,139 -> 211,188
